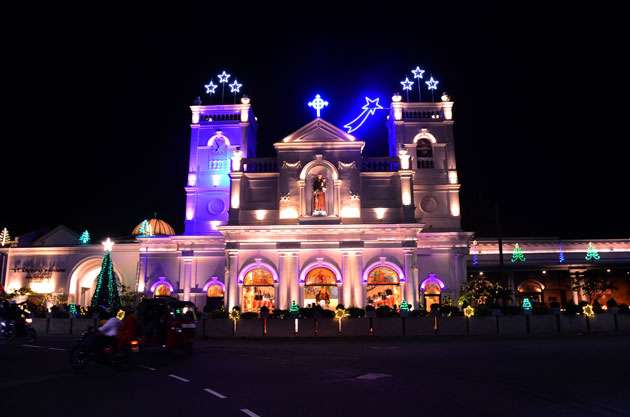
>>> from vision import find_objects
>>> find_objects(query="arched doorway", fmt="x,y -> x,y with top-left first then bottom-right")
241,267 -> 276,312
303,267 -> 339,309
149,277 -> 174,298
203,277 -> 225,312
517,279 -> 545,303
364,264 -> 403,308
420,274 -> 445,312
68,257 -> 123,306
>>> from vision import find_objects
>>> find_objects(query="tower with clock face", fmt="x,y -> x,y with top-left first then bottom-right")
184,98 -> 257,235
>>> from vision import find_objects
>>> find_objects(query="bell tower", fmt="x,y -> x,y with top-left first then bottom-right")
184,97 -> 257,235
387,93 -> 461,231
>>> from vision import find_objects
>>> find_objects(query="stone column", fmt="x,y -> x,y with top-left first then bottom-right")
351,251 -> 364,307
342,252 -> 352,307
298,180 -> 305,217
289,253 -> 301,306
278,253 -> 291,310
227,251 -> 239,310
403,250 -> 417,308
136,254 -> 148,293
228,172 -> 242,224
334,179 -> 342,217
180,255 -> 193,301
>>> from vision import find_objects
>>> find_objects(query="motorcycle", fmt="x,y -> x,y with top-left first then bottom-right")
69,327 -> 139,371
0,316 -> 37,343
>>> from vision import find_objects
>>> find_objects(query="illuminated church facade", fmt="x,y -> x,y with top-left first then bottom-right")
137,95 -> 469,311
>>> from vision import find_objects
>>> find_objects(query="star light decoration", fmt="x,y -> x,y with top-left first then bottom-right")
343,96 -> 384,134
308,94 -> 329,118
582,304 -> 595,319
229,79 -> 242,93
464,305 -> 475,318
425,76 -> 439,90
204,81 -> 218,94
217,70 -> 231,83
400,77 -> 414,91
102,237 -> 115,252
411,66 -> 425,79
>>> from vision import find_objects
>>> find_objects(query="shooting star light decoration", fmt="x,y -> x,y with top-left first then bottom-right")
343,97 -> 383,134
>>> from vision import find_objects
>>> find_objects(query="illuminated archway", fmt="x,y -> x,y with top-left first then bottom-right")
363,258 -> 404,308
239,260 -> 277,312
68,257 -> 123,305
517,279 -> 545,303
300,259 -> 342,309
149,277 -> 175,297
420,273 -> 445,312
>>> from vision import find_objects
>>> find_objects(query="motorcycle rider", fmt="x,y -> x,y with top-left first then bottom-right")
92,310 -> 122,353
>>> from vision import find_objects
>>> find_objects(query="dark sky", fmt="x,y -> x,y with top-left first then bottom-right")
3,4 -> 627,241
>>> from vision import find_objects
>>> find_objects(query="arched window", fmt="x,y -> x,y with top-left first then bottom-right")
154,283 -> 172,297
241,268 -> 275,312
366,266 -> 402,308
420,274 -> 445,311
304,267 -> 339,309
416,139 -> 434,169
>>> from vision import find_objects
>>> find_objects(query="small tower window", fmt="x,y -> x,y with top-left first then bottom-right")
416,139 -> 434,169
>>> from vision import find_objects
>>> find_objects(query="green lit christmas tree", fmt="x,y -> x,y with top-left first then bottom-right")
90,238 -> 121,311
289,300 -> 299,315
585,242 -> 601,262
79,230 -> 90,245
511,243 -> 526,263
138,219 -> 153,236
400,299 -> 409,312
522,297 -> 533,311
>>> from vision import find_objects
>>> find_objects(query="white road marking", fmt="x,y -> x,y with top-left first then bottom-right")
140,365 -> 157,371
22,344 -> 41,348
48,347 -> 65,351
240,409 -> 261,417
356,373 -> 392,380
204,388 -> 227,399
168,374 -> 190,383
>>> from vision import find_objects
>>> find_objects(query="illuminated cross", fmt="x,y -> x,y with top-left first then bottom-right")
308,94 -> 329,118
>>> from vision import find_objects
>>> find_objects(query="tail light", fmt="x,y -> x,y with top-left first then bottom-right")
130,340 -> 140,353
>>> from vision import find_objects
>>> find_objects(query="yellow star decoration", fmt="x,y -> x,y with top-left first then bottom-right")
582,304 -> 595,318
230,309 -> 240,321
464,305 -> 475,318
335,309 -> 349,320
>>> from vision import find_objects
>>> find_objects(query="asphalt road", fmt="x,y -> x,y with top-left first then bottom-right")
1,335 -> 629,417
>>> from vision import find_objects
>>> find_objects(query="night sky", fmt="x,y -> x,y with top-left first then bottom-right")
3,5 -> 627,241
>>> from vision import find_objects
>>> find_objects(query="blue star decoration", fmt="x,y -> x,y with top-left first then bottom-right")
217,70 -> 231,83
400,77 -> 414,91
343,97 -> 384,134
425,77 -> 439,90
204,81 -> 218,94
411,66 -> 425,79
229,79 -> 242,93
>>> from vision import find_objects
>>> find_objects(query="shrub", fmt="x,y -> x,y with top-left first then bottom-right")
336,304 -> 345,310
618,304 -> 629,314
210,310 -> 229,319
533,303 -> 550,315
240,312 -> 258,319
565,300 -> 580,315
259,306 -> 270,317
606,298 -> 618,308
592,300 -> 603,313
272,309 -> 288,319
299,307 -> 314,318
549,301 -> 561,309
347,307 -> 365,318
502,305 -> 522,316
321,309 -> 335,319
376,305 -> 393,317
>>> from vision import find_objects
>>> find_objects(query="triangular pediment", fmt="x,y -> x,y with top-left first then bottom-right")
33,225 -> 79,246
280,118 -> 356,143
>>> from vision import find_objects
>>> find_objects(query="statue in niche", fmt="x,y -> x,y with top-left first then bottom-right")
312,174 -> 327,216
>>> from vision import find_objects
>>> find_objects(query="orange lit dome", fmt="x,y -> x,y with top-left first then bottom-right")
132,218 -> 176,236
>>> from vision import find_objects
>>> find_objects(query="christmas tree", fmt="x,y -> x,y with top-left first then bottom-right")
0,227 -> 10,247
138,219 -> 153,236
511,243 -> 526,263
522,297 -> 533,311
400,299 -> 410,312
289,300 -> 299,315
79,230 -> 90,245
90,238 -> 121,311
585,242 -> 601,262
